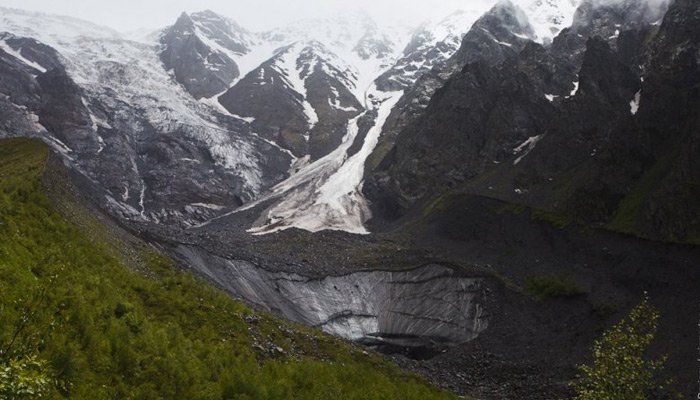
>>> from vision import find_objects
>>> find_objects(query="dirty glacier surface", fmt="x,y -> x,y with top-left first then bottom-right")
176,246 -> 490,353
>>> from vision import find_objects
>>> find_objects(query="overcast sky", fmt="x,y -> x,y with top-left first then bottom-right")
0,0 -> 495,32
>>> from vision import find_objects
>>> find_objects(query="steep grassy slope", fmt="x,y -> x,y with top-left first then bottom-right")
0,138 -> 456,400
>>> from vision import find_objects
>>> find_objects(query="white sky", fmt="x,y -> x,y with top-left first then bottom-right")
0,0 -> 495,32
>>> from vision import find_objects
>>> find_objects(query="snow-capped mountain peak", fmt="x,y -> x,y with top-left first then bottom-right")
159,10 -> 260,99
261,10 -> 378,51
422,9 -> 487,45
253,11 -> 413,101
376,9 -> 484,92
515,0 -> 582,44
185,10 -> 253,56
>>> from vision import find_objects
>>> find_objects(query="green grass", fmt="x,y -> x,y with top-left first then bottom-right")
0,138 -> 457,400
606,146 -> 700,244
689,235 -> 700,246
529,209 -> 574,229
607,151 -> 675,235
421,194 -> 452,218
496,203 -> 574,229
365,140 -> 394,173
524,275 -> 585,302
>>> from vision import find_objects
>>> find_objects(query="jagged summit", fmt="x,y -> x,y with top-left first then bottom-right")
375,9 -> 484,92
187,10 -> 252,54
159,10 -> 258,98
475,0 -> 537,43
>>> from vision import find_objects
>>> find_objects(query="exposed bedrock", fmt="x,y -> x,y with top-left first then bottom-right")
174,245 -> 490,353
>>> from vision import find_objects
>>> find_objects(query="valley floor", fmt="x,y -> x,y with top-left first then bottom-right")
137,187 -> 700,399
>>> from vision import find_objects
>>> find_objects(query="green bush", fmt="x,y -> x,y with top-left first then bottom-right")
571,295 -> 674,400
0,354 -> 52,400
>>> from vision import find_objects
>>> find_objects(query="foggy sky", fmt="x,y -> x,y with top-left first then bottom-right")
0,0 -> 495,32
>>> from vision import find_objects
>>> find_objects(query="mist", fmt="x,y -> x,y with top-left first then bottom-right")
586,0 -> 671,20
0,0 -> 495,32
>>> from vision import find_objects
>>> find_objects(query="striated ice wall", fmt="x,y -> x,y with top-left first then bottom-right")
175,245 -> 489,350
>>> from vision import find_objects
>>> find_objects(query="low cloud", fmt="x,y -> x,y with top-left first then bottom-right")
588,0 -> 671,17
0,0 -> 494,32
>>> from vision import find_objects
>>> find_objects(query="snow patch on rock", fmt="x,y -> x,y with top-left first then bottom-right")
513,134 -> 545,165
630,90 -> 641,115
0,36 -> 47,72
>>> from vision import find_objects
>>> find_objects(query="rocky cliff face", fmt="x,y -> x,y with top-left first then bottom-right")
590,0 -> 700,240
367,1 -> 540,175
366,0 -> 699,243
160,11 -> 251,99
218,41 -> 363,159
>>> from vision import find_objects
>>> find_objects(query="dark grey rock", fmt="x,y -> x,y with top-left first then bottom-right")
159,11 -> 248,99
